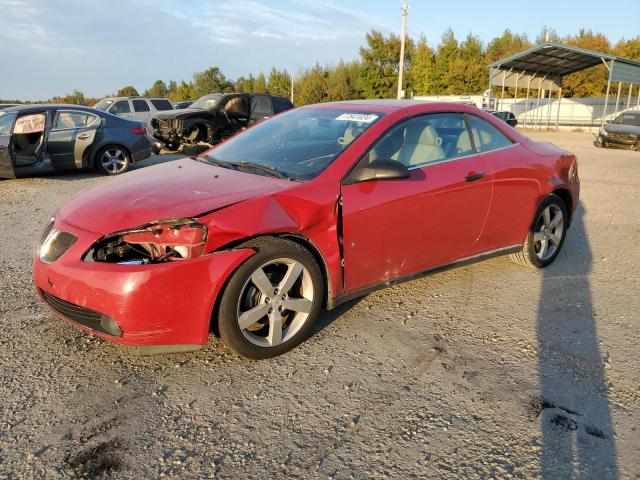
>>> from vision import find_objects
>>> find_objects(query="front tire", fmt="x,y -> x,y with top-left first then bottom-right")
217,237 -> 324,359
96,146 -> 130,175
511,194 -> 568,268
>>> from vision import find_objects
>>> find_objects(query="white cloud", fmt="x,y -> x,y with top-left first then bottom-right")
0,0 -> 389,99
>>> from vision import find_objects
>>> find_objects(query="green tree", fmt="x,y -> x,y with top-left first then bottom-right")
116,85 -> 139,96
144,80 -> 169,98
297,63 -> 328,105
563,29 -> 612,97
408,35 -> 435,96
191,67 -> 233,98
173,80 -> 194,101
614,37 -> 640,61
254,72 -> 267,93
267,68 -> 291,97
326,61 -> 360,101
486,29 -> 532,63
432,29 -> 459,94
358,30 -> 413,98
444,34 -> 487,94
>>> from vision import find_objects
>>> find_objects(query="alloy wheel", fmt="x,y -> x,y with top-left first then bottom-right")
237,258 -> 314,347
101,148 -> 127,174
533,204 -> 564,261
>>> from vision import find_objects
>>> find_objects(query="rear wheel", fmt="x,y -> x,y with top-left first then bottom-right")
96,146 -> 130,175
217,237 -> 324,359
511,194 -> 568,268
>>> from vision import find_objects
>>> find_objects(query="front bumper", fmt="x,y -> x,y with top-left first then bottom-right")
598,134 -> 639,149
33,218 -> 254,348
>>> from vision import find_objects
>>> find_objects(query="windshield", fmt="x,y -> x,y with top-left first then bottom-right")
199,107 -> 384,180
93,99 -> 114,111
0,111 -> 17,135
613,113 -> 640,126
191,94 -> 223,110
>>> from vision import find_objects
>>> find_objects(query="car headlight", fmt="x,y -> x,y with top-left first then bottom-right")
600,127 -> 609,137
87,218 -> 207,264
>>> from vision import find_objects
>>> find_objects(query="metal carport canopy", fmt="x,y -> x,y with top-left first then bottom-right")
488,43 -> 640,128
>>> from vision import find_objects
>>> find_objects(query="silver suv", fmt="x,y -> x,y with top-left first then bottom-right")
93,97 -> 173,128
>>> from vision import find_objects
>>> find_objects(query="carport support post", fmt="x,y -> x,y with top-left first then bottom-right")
601,60 -> 613,127
501,70 -> 506,110
627,83 -> 633,110
555,88 -> 562,131
614,81 -> 622,117
524,76 -> 532,129
536,77 -> 545,130
513,72 -> 520,119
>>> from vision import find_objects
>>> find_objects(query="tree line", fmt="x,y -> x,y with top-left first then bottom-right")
3,28 -> 639,107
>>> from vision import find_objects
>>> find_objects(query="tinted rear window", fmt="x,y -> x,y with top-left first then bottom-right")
133,100 -> 150,112
272,97 -> 294,113
151,99 -> 173,111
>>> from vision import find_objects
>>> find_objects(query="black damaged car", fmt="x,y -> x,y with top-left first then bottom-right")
596,111 -> 640,151
150,93 -> 293,151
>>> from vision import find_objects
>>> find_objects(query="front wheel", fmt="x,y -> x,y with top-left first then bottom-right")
511,194 -> 568,268
217,237 -> 324,359
96,146 -> 130,175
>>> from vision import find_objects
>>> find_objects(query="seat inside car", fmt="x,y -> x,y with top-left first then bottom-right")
397,123 -> 445,166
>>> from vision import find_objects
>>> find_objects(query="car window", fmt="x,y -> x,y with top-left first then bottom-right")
466,115 -> 514,153
251,96 -> 272,116
0,112 -> 18,135
132,100 -> 150,112
224,96 -> 249,116
110,101 -> 131,114
613,113 -> 640,126
362,113 -> 475,169
53,112 -> 98,130
150,99 -> 173,111
205,107 -> 383,180
272,97 -> 293,114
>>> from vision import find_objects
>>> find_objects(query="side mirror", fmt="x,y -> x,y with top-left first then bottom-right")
605,120 -> 611,124
344,159 -> 410,185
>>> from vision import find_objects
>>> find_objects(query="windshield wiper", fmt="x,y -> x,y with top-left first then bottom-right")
229,161 -> 288,179
192,154 -> 235,170
192,155 -> 288,179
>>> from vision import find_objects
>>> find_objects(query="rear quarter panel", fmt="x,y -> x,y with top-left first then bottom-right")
474,138 -> 578,252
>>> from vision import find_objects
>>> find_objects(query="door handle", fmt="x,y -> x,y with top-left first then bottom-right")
77,133 -> 91,140
465,172 -> 485,182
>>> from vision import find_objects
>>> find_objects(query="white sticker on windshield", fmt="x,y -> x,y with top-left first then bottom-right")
335,113 -> 379,123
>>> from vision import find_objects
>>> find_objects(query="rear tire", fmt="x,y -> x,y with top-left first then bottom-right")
95,146 -> 130,175
217,237 -> 324,359
511,194 -> 568,268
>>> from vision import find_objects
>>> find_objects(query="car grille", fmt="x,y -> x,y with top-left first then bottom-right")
39,289 -> 122,337
41,230 -> 77,263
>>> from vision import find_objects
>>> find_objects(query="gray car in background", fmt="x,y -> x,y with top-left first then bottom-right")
596,110 -> 640,150
93,96 -> 174,128
0,104 -> 151,178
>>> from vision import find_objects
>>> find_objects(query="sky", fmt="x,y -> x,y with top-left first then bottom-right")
1,0 -> 638,100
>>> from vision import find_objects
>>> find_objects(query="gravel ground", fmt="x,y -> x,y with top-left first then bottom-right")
0,132 -> 638,479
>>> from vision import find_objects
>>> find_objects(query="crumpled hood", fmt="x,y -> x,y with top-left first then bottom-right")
604,123 -> 640,135
152,108 -> 211,121
57,158 -> 294,234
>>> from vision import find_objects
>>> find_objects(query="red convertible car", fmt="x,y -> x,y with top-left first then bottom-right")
34,101 -> 579,359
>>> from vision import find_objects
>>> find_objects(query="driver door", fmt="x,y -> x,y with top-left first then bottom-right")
46,110 -> 101,170
340,113 -> 493,292
0,111 -> 17,178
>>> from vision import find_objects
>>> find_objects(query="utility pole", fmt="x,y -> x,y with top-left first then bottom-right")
397,3 -> 408,99
290,73 -> 294,104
